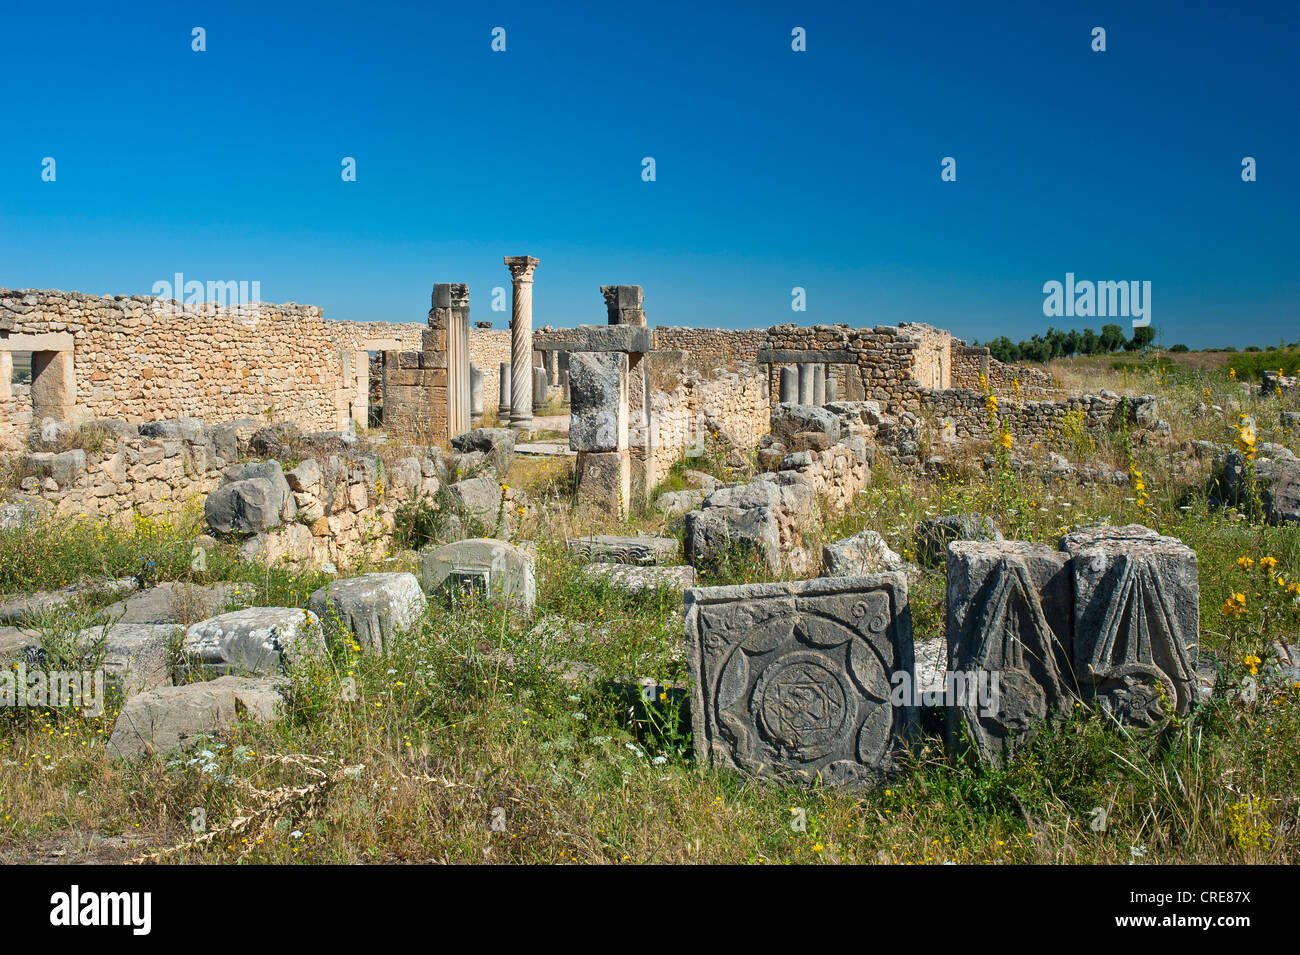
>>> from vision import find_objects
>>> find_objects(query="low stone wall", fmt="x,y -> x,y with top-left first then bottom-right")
776,437 -> 872,513
922,389 -> 1125,444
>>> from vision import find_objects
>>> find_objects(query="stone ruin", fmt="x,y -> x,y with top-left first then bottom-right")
684,522 -> 1206,786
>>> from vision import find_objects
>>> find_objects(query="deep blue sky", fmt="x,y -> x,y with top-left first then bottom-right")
1,0 -> 1295,348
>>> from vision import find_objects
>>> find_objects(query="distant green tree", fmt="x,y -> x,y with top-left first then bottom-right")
1099,324 -> 1126,352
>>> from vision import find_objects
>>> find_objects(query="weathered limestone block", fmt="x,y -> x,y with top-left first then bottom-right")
568,352 -> 628,453
182,607 -> 325,677
98,581 -> 255,627
421,538 -> 536,614
576,449 -> 631,518
108,676 -> 286,759
448,475 -> 506,535
655,488 -> 705,517
770,404 -> 840,445
822,530 -> 920,585
686,479 -> 816,576
139,418 -> 205,441
565,535 -> 678,565
914,513 -> 1003,567
205,460 -> 296,535
1060,524 -> 1199,727
27,449 -> 87,487
685,573 -> 916,787
944,541 -> 1073,766
83,623 -> 176,697
582,562 -> 695,593
1216,450 -> 1300,525
309,572 -> 427,653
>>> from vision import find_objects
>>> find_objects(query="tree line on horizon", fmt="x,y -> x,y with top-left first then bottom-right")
974,324 -> 1159,364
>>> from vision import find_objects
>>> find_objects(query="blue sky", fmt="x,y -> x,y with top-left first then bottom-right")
1,0 -> 1295,348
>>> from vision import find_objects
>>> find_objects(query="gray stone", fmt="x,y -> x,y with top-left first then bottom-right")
107,676 -> 286,759
566,324 -> 654,354
205,460 -> 295,535
27,449 -> 87,487
138,418 -> 204,441
576,449 -> 631,516
97,581 -> 255,627
1060,524 -> 1199,726
686,479 -> 816,575
83,623 -> 177,697
0,577 -> 137,624
421,538 -> 535,614
1217,450 -> 1300,525
681,469 -> 721,492
770,404 -> 840,446
308,573 -> 427,653
182,607 -> 325,677
914,513 -> 1003,567
470,364 -> 485,419
450,428 -> 516,474
447,475 -> 506,535
285,458 -> 322,493
568,352 -> 628,453
582,562 -> 696,593
249,422 -> 301,458
0,495 -> 46,532
655,489 -> 705,518
565,535 -> 679,565
944,540 -> 1073,766
685,573 -> 916,787
822,530 -> 920,585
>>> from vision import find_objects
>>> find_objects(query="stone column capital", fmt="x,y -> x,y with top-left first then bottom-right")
504,256 -> 540,284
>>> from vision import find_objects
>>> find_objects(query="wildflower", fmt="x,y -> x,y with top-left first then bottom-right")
1221,592 -> 1248,616
1259,556 -> 1277,571
1243,654 -> 1261,676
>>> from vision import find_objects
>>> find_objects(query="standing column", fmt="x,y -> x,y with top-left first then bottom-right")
813,364 -> 826,406
505,255 -> 540,432
498,363 -> 512,417
469,365 -> 484,423
798,363 -> 814,404
779,366 -> 798,403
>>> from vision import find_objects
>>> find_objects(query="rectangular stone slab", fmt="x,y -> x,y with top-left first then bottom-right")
1060,524 -> 1199,724
685,573 -> 916,787
944,540 -> 1073,767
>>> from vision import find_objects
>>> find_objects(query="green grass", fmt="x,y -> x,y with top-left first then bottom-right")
0,359 -> 1298,863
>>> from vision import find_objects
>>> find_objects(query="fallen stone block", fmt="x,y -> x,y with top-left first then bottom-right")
565,535 -> 678,565
421,538 -> 535,614
450,427 -> 516,474
582,562 -> 696,593
822,530 -> 920,585
448,476 -> 506,536
205,460 -> 296,535
914,513 -> 1003,567
108,676 -> 286,759
685,573 -> 916,787
308,573 -> 427,653
183,607 -> 325,677
944,540 -> 1073,766
1061,524 -> 1199,727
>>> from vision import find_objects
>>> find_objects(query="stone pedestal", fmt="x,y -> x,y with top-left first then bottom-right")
601,285 -> 646,326
505,256 -> 539,432
576,449 -> 631,518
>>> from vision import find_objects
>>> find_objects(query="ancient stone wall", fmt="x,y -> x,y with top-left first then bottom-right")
0,289 -> 442,450
642,363 -> 769,487
922,389 -> 1124,444
469,329 -> 512,415
763,324 -> 926,414
652,327 -> 766,372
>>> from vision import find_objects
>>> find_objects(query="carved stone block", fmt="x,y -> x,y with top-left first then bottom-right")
1060,524 -> 1199,727
685,573 -> 916,787
945,541 -> 1073,766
